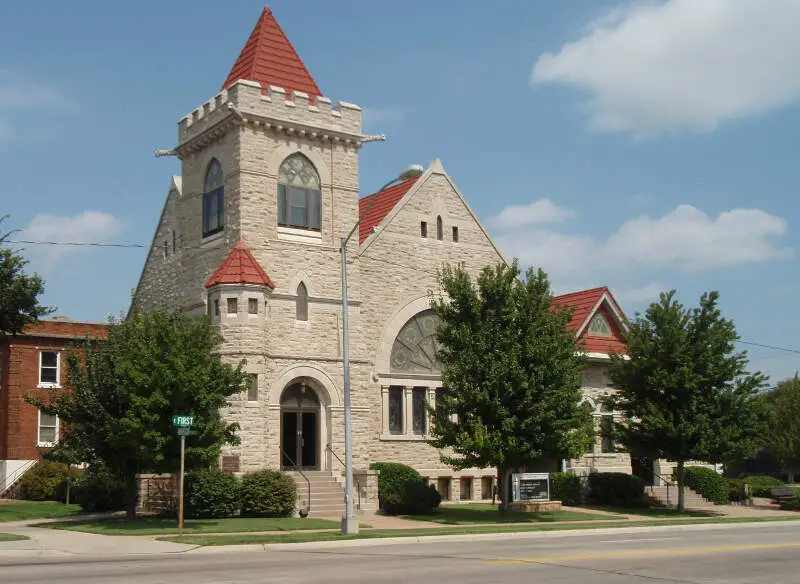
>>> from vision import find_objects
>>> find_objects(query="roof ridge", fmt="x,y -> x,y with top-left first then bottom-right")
358,176 -> 421,244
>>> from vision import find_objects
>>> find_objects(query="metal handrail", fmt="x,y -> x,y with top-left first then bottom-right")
642,463 -> 676,507
0,460 -> 36,497
282,450 -> 311,516
326,443 -> 361,510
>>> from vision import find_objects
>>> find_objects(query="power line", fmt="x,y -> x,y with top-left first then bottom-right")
7,238 -> 800,358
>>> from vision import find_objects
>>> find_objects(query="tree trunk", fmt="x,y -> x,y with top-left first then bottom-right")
676,460 -> 686,513
788,471 -> 795,485
65,464 -> 71,506
124,462 -> 138,519
497,466 -> 510,513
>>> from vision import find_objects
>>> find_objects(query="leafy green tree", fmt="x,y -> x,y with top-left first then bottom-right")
0,215 -> 53,337
30,310 -> 247,518
429,262 -> 593,511
762,375 -> 800,483
607,290 -> 767,511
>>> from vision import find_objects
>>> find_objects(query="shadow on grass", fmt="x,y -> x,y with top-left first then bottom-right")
404,504 -> 625,525
0,501 -> 83,523
39,516 -> 344,536
589,507 -> 721,518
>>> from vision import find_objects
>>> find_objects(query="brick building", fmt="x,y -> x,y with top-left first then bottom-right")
0,318 -> 106,493
129,5 -> 646,515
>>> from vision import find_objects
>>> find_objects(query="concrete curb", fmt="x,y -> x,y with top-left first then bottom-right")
181,519 -> 800,554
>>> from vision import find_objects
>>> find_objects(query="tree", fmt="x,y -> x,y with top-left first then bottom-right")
429,262 -> 593,511
30,310 -> 247,518
607,290 -> 767,511
0,215 -> 53,337
762,375 -> 800,483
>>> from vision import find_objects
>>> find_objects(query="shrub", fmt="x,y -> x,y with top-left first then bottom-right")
370,462 -> 440,514
402,482 -> 442,515
682,466 -> 727,505
17,461 -> 69,501
728,478 -> 748,503
240,469 -> 296,517
780,497 -> 800,511
184,468 -> 240,519
588,472 -> 647,507
71,464 -> 126,512
550,472 -> 582,506
742,475 -> 785,498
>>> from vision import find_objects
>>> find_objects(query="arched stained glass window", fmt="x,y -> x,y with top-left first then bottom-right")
296,282 -> 308,321
390,310 -> 441,374
277,154 -> 321,230
203,159 -> 225,237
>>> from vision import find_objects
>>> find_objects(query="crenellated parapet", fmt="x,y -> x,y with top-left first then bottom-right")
177,80 -> 362,154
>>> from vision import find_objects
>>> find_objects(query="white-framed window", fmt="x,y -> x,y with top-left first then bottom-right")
38,351 -> 60,387
37,410 -> 59,447
588,314 -> 612,337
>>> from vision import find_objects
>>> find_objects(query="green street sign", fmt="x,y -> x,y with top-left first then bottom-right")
172,415 -> 194,428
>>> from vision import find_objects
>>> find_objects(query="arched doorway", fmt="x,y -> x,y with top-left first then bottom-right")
280,381 -> 321,470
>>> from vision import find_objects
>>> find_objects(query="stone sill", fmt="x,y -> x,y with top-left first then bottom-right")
37,384 -> 61,389
244,401 -> 260,408
202,231 -> 225,247
277,226 -> 322,245
379,434 -> 430,442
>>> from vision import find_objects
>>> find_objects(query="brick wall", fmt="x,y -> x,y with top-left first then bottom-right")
0,320 -> 106,461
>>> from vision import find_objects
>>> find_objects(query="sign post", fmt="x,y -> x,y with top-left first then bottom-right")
172,415 -> 194,536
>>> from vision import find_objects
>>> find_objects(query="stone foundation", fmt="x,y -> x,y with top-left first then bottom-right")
508,500 -> 562,513
352,469 -> 380,513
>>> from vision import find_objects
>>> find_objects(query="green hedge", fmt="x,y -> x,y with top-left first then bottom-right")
184,469 -> 240,519
17,461 -> 70,501
742,476 -> 785,498
728,478 -> 748,502
71,464 -> 126,512
550,472 -> 582,506
682,466 -> 727,505
240,469 -> 296,517
588,472 -> 647,507
370,462 -> 440,515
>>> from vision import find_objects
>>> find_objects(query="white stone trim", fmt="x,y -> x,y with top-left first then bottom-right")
277,226 -> 323,245
575,292 -> 629,338
268,365 -> 341,408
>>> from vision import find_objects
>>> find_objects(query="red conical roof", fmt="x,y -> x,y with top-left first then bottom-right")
204,239 -> 276,289
222,5 -> 322,98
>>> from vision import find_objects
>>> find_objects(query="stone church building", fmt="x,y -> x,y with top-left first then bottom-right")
132,5 -> 638,511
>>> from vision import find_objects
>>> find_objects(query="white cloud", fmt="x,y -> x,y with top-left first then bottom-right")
611,283 -> 664,304
18,212 -> 124,263
531,0 -> 800,136
491,200 -> 791,281
486,199 -> 575,229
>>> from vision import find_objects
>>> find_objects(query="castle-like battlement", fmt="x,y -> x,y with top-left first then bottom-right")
178,80 -> 362,147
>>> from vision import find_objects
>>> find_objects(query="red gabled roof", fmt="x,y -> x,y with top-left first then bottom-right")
222,5 -> 322,99
204,240 -> 276,289
358,176 -> 420,244
553,286 -> 628,355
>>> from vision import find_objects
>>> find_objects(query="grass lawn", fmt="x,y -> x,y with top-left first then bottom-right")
404,504 -> 626,525
0,501 -> 83,523
596,507 -> 721,518
0,533 -> 30,542
42,516 -> 361,536
158,516 -> 800,547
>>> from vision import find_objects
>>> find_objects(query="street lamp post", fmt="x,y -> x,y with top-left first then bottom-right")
340,164 -> 424,535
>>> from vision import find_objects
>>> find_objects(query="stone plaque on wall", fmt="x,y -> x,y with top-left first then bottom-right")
221,455 -> 240,474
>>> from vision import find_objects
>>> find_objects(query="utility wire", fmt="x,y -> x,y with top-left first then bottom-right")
7,239 -> 800,357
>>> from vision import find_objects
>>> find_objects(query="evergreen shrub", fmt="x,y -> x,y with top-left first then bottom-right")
588,472 -> 647,507
17,461 -> 68,501
550,472 -> 582,506
184,468 -> 240,519
742,475 -> 785,498
240,469 -> 296,517
682,466 -> 727,505
71,464 -> 126,512
370,462 -> 440,514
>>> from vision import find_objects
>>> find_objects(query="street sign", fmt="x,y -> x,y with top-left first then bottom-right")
172,415 -> 194,428
176,427 -> 191,436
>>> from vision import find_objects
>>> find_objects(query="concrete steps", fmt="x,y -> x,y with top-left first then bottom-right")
287,470 -> 346,517
646,485 -> 716,509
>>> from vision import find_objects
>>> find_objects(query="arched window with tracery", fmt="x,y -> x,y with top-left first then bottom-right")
203,159 -> 224,237
277,154 -> 321,231
390,310 -> 441,374
296,282 -> 308,321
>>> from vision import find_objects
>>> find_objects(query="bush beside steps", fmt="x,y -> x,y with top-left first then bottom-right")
370,462 -> 441,515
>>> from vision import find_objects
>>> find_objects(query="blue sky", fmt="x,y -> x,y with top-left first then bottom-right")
2,0 -> 798,382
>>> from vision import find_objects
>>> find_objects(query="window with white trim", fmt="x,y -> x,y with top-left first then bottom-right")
38,410 -> 59,446
39,351 -> 60,387
588,314 -> 612,337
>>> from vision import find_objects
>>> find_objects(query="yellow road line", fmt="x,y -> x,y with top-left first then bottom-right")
485,541 -> 800,565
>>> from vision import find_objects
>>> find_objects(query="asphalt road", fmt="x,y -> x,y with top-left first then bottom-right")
3,522 -> 800,583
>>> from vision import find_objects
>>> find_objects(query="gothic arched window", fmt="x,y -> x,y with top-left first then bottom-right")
436,216 -> 443,241
203,159 -> 224,237
390,310 -> 441,374
277,154 -> 321,231
296,282 -> 308,321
